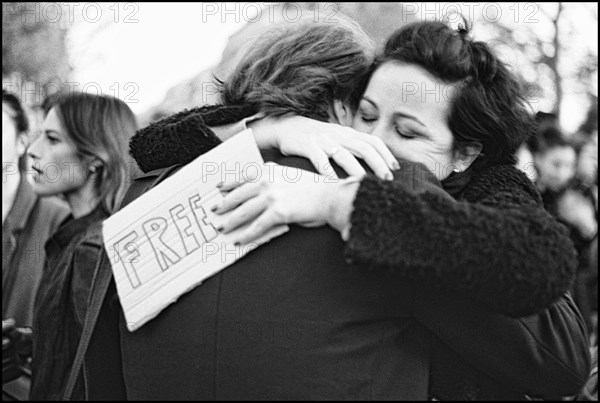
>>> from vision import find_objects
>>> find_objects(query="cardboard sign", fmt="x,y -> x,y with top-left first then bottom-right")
102,130 -> 289,331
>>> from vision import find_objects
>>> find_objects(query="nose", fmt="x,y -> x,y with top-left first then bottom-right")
369,121 -> 390,143
27,134 -> 42,160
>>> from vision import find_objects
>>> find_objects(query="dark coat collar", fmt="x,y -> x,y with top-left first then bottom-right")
45,204 -> 107,254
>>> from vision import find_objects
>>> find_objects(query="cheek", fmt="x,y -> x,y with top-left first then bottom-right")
32,149 -> 89,194
351,118 -> 370,134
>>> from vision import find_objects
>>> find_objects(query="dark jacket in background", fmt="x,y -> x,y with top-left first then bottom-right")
2,179 -> 69,401
29,206 -> 110,401
540,185 -> 598,337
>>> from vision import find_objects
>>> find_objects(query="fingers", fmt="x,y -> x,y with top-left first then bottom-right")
349,142 -> 393,180
337,135 -> 395,180
306,146 -> 339,180
364,135 -> 400,171
218,194 -> 268,234
213,182 -> 261,214
218,162 -> 269,192
229,208 -> 282,246
330,148 -> 367,178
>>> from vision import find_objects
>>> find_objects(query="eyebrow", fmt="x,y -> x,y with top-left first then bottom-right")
362,96 -> 427,127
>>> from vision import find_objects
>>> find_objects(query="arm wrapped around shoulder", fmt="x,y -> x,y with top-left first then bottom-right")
130,104 -> 258,173
345,164 -> 578,317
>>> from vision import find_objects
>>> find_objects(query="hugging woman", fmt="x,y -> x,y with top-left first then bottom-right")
78,16 -> 590,400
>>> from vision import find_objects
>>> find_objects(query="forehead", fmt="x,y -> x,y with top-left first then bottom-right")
365,62 -> 455,116
43,108 -> 64,132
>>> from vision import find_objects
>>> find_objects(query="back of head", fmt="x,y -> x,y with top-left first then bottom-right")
381,19 -> 534,168
530,125 -> 576,192
2,90 -> 29,134
221,13 -> 375,122
529,125 -> 572,155
3,90 -> 30,172
45,91 -> 137,213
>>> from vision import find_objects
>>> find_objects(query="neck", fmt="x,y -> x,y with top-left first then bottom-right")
64,180 -> 100,219
2,170 -> 21,225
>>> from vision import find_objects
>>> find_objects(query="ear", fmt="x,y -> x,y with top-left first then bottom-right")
331,100 -> 354,127
87,159 -> 103,175
16,133 -> 27,158
453,142 -> 482,172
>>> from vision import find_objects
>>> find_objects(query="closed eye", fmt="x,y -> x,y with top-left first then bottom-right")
360,115 -> 377,123
396,128 -> 418,139
45,131 -> 60,144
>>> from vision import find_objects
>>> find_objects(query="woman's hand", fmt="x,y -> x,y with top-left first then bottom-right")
212,163 -> 361,245
249,115 -> 399,180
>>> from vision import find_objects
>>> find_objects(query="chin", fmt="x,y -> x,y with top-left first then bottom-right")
29,185 -> 60,198
27,178 -> 65,198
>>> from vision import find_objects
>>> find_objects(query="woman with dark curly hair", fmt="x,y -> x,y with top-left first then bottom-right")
80,17 -> 589,400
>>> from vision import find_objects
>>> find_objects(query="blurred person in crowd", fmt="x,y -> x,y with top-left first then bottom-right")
71,18 -> 592,401
3,91 -> 136,400
531,124 -> 598,343
2,90 -> 69,401
531,126 -> 578,197
515,111 -> 561,184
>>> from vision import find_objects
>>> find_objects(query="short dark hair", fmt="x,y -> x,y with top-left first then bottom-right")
380,20 -> 534,167
529,126 -> 573,155
221,15 -> 375,122
2,90 -> 29,134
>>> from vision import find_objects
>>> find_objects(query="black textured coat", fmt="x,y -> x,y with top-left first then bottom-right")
102,105 -> 593,400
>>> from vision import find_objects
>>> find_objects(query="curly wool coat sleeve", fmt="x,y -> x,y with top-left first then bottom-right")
345,164 -> 578,317
129,104 -> 257,173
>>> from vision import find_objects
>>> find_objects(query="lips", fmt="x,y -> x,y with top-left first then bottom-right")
30,164 -> 43,180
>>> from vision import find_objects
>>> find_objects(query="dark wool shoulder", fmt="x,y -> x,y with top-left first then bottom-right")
130,104 -> 258,172
346,164 -> 578,317
462,164 -> 543,206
